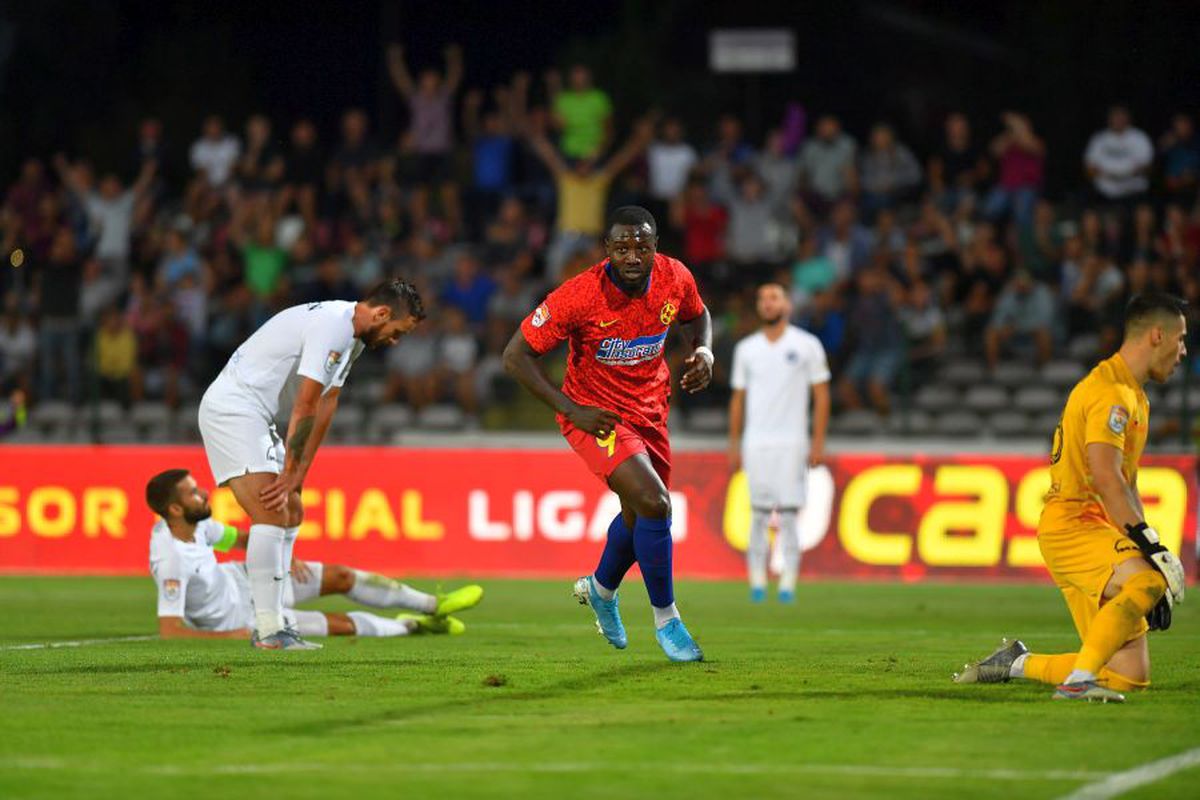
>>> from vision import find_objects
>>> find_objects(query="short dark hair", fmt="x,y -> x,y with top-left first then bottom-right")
607,205 -> 657,237
363,279 -> 426,321
1124,292 -> 1187,337
146,469 -> 190,517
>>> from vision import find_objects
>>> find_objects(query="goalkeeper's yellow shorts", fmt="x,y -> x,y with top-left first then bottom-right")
1037,523 -> 1149,641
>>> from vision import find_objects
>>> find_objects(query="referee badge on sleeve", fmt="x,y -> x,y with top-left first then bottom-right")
531,305 -> 550,328
1108,405 -> 1130,435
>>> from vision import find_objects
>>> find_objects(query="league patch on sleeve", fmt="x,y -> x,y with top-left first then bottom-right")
531,305 -> 550,328
1108,405 -> 1130,435
162,579 -> 181,601
324,350 -> 342,373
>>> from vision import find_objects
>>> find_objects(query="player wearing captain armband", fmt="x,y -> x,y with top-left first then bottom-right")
146,469 -> 483,640
504,206 -> 713,662
954,294 -> 1187,703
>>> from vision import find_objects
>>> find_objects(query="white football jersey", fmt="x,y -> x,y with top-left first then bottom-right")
731,326 -> 831,449
149,519 -> 245,630
223,301 -> 365,418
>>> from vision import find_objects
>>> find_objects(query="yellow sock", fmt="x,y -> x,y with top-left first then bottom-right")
1074,570 -> 1165,675
1023,653 -> 1075,685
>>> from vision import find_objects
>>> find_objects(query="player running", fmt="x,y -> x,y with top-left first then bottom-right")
729,283 -> 830,604
146,469 -> 483,640
198,280 -> 424,650
954,294 -> 1187,702
503,205 -> 713,662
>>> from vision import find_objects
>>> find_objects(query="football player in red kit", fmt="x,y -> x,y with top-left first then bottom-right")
503,205 -> 713,661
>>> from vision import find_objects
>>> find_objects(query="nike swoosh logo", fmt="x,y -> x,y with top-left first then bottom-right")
599,319 -> 619,328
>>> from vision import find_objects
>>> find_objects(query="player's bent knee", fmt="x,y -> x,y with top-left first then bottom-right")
634,489 -> 671,520
1122,568 -> 1167,607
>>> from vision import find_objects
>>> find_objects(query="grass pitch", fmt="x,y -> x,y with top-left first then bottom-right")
1,577 -> 1198,799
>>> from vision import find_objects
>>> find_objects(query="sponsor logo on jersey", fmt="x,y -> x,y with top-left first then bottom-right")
325,350 -> 342,373
660,301 -> 678,326
1108,405 -> 1129,435
531,305 -> 550,328
162,579 -> 180,601
596,331 -> 669,365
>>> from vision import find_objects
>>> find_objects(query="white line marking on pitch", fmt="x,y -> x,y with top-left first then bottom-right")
0,757 -> 1107,783
1057,746 -> 1200,800
0,635 -> 155,651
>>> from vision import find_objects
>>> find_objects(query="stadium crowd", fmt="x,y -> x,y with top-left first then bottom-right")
2,46 -> 1200,434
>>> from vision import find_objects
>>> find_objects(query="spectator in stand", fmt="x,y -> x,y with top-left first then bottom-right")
1084,105 -> 1153,215
982,111 -> 1045,227
928,113 -> 989,214
132,118 -> 167,182
858,123 -> 922,220
384,318 -> 438,411
280,119 -> 323,230
157,226 -> 202,289
462,78 -> 521,238
897,280 -> 946,382
702,113 -> 755,205
387,42 -> 464,233
332,108 -> 381,196
236,114 -> 285,199
725,172 -> 787,282
231,209 -> 287,303
4,159 -> 50,241
134,296 -> 189,408
755,128 -> 802,214
1159,113 -> 1200,207
54,153 -> 156,278
984,269 -> 1055,369
0,304 -> 35,398
35,227 -> 83,403
527,115 -> 654,281
670,179 -> 728,290
790,232 -> 838,306
440,251 -> 497,328
94,305 -> 138,407
436,306 -> 480,420
295,256 -> 358,305
1017,199 -> 1063,283
798,114 -> 858,214
340,229 -> 383,292
1062,252 -> 1124,338
838,267 -> 904,415
482,197 -> 539,265
816,200 -> 873,283
189,115 -> 241,188
646,117 -> 699,223
795,287 -> 846,366
546,64 -> 612,161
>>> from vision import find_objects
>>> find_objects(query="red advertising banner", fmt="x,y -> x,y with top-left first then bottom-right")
0,446 -> 1195,580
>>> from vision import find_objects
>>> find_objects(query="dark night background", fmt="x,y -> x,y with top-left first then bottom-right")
1,0 -> 1198,196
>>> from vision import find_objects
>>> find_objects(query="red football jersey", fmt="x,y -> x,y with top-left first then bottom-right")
520,253 -> 705,428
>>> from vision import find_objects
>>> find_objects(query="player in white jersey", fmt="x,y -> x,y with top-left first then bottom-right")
198,280 -> 425,649
728,283 -> 831,603
145,469 -> 484,639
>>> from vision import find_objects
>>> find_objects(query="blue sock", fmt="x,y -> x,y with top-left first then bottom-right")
593,513 -> 635,592
633,516 -> 674,607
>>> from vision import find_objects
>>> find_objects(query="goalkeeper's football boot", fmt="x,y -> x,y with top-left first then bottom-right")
252,627 -> 323,651
435,584 -> 484,617
573,575 -> 627,649
656,618 -> 704,662
397,612 -> 465,635
952,638 -> 1028,683
1052,680 -> 1126,703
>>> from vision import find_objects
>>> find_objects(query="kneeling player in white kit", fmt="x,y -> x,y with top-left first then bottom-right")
147,469 -> 483,639
728,283 -> 831,603
199,280 -> 425,649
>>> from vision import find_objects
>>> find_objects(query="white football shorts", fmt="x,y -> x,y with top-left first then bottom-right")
743,445 -> 808,510
198,370 -> 285,486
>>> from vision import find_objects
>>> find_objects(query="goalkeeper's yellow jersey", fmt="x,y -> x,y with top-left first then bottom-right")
1039,353 -> 1149,534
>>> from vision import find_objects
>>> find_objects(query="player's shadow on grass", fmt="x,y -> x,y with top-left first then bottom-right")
275,661 -> 679,736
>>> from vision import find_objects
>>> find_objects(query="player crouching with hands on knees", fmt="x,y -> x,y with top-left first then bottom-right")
954,293 -> 1187,702
147,469 -> 483,642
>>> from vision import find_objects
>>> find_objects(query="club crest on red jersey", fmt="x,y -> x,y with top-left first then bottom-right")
531,304 -> 550,328
660,301 -> 678,326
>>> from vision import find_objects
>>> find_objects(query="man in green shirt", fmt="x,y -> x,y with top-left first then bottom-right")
549,64 -> 613,161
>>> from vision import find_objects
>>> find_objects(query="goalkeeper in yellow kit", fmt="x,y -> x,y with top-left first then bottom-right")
955,293 -> 1188,702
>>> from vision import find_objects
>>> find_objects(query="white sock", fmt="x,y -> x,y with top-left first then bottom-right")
652,603 -> 680,629
247,524 -> 287,636
777,509 -> 801,593
748,508 -> 770,590
347,570 -> 437,614
1065,668 -> 1097,685
347,610 -> 415,637
591,574 -> 616,601
292,610 -> 329,638
282,526 -> 299,575
1009,653 -> 1029,679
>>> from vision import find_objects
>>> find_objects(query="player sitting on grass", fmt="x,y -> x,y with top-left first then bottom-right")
146,468 -> 483,640
954,294 -> 1187,702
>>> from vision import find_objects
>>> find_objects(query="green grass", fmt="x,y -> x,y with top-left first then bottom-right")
1,577 -> 1198,799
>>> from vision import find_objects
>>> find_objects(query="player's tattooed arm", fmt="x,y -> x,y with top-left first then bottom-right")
261,378 -> 325,512
680,306 -> 714,394
503,329 -> 620,437
287,416 -> 316,463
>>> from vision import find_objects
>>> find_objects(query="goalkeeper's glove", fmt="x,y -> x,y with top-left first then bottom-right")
1125,522 -> 1186,605
1147,594 -> 1172,631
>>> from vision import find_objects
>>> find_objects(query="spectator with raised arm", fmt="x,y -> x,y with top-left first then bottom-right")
546,64 -> 613,161
982,111 -> 1045,227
